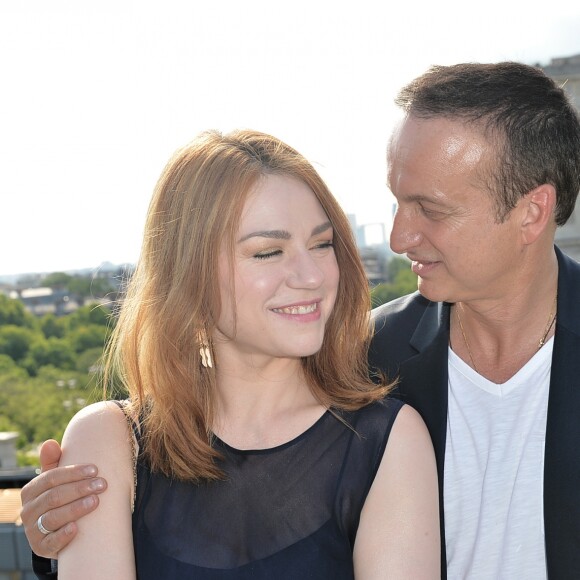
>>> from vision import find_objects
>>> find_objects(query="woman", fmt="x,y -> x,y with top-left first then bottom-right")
57,130 -> 439,578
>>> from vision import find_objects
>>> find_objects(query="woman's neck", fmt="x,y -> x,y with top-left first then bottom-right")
212,358 -> 324,450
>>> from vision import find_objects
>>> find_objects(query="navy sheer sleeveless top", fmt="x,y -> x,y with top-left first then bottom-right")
131,398 -> 403,579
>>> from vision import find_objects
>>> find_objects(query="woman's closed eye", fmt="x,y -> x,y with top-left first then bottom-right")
311,240 -> 334,252
254,249 -> 283,260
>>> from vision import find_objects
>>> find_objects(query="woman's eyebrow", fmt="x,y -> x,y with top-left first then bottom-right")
312,221 -> 332,236
238,221 -> 332,243
237,230 -> 291,243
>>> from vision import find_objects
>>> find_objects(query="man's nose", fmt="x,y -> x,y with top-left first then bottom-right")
389,206 -> 422,254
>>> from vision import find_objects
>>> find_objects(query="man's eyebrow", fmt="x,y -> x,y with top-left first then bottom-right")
238,221 -> 333,243
393,193 -> 449,205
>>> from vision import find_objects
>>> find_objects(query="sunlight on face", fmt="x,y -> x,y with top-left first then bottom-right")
388,116 -> 525,304
214,174 -> 340,364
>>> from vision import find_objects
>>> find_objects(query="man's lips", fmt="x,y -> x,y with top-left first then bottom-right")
410,259 -> 439,275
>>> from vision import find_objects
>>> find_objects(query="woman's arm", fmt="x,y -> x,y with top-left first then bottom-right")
57,401 -> 136,580
21,440 -> 107,561
353,404 -> 440,579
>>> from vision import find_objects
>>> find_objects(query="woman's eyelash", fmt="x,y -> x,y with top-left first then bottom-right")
253,241 -> 333,260
315,241 -> 334,249
254,249 -> 282,260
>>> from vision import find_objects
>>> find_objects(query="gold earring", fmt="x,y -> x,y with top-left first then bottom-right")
199,331 -> 213,368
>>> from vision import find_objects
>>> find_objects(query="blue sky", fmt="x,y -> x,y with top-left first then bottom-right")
2,0 -> 579,275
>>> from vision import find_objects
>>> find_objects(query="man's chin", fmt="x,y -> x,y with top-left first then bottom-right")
417,279 -> 450,303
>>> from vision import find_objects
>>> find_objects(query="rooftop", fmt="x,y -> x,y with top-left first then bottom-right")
0,488 -> 22,524
542,53 -> 580,76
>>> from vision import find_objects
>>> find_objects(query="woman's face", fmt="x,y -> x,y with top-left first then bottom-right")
213,173 -> 339,364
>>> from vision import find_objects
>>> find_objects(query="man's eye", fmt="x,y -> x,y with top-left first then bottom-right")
420,205 -> 443,219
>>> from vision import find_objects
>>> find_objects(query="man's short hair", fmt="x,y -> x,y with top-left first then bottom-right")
396,62 -> 580,225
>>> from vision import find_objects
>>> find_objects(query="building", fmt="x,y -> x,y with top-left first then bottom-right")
542,53 -> 580,109
542,54 -> 580,262
348,215 -> 393,285
0,434 -> 18,470
0,432 -> 36,579
7,287 -> 80,317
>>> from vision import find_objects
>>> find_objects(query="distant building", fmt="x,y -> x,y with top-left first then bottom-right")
541,54 -> 580,262
542,53 -> 580,109
7,287 -> 80,317
0,433 -> 18,469
348,215 -> 393,285
0,430 -> 37,579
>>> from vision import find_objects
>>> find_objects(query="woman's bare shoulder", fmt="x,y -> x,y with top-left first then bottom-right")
61,401 -> 134,466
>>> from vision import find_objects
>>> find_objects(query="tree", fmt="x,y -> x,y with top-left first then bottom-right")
370,264 -> 418,308
42,272 -> 73,288
0,365 -> 100,450
0,293 -> 37,328
76,346 -> 106,374
68,324 -> 109,353
386,256 -> 411,282
0,325 -> 38,362
68,276 -> 114,300
0,354 -> 23,375
64,304 -> 112,330
40,313 -> 67,338
27,337 -> 77,372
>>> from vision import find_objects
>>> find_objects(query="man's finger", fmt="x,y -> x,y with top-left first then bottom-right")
36,521 -> 78,559
21,463 -> 100,503
22,484 -> 105,558
39,439 -> 64,472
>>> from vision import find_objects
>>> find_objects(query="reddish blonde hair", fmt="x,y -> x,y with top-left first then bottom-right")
105,130 -> 390,481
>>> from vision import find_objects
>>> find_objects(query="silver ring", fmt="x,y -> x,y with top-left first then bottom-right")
37,514 -> 53,535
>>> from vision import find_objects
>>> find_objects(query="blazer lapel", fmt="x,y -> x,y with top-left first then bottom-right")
400,300 -> 450,470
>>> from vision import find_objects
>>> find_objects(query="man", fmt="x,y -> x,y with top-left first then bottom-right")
370,62 -> 580,579
21,62 -> 580,578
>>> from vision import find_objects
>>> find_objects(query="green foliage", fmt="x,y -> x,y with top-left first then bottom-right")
40,313 -> 66,338
0,293 -> 37,328
0,353 -> 24,375
0,284 -> 117,450
67,324 -> 109,353
0,365 -> 101,447
65,304 -> 112,330
42,272 -> 72,288
0,325 -> 37,362
17,450 -> 41,467
26,337 -> 77,372
42,272 -> 114,300
0,414 -> 19,432
387,256 -> 412,282
370,259 -> 418,308
68,276 -> 114,299
76,347 -> 105,374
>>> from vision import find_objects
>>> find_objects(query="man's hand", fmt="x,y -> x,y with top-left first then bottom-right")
20,439 -> 107,558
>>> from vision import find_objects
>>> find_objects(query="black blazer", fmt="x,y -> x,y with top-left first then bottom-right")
369,246 -> 580,580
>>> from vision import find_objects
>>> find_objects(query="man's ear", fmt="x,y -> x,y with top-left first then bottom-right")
520,184 -> 556,245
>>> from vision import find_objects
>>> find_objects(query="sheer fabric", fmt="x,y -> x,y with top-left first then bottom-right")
131,399 -> 403,579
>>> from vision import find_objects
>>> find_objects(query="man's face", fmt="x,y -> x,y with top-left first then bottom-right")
387,115 -> 525,304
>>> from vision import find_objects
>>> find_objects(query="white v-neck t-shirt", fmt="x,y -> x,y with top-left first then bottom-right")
444,338 -> 553,579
